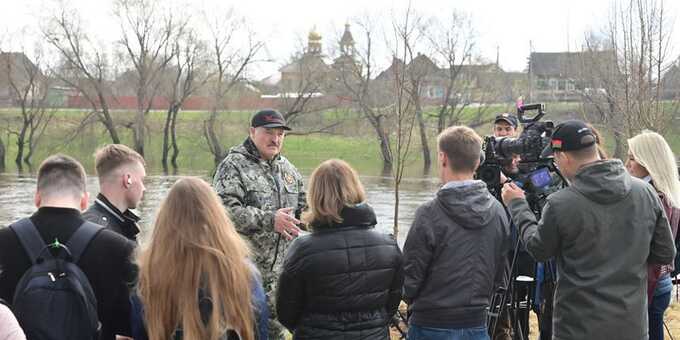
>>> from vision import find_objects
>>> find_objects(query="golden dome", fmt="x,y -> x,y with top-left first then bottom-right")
308,27 -> 322,41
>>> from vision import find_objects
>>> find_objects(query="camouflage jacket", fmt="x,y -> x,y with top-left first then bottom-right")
213,137 -> 306,240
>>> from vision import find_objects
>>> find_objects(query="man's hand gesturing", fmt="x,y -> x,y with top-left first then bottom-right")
274,207 -> 302,240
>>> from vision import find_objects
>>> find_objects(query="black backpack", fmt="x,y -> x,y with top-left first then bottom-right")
9,218 -> 102,340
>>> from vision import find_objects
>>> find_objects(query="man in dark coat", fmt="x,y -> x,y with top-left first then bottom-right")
502,120 -> 676,340
83,144 -> 145,242
403,126 -> 511,340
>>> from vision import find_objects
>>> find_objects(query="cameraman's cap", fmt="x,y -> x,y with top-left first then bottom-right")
542,120 -> 596,157
251,109 -> 291,131
494,113 -> 518,128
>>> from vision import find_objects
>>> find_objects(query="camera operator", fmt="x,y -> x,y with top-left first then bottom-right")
490,113 -> 520,340
493,113 -> 520,179
501,120 -> 675,340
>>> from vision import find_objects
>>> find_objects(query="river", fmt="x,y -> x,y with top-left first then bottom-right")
0,171 -> 441,246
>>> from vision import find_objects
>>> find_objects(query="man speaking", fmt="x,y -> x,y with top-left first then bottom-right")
213,109 -> 306,339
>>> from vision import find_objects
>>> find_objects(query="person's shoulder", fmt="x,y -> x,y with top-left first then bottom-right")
277,155 -> 301,172
89,227 -> 135,257
364,228 -> 399,247
221,150 -> 252,167
81,203 -> 112,227
0,226 -> 20,256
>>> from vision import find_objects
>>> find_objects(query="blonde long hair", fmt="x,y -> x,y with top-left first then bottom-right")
628,131 -> 680,208
302,159 -> 366,227
137,177 -> 254,340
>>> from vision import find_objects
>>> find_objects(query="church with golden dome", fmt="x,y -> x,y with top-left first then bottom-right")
278,24 -> 358,94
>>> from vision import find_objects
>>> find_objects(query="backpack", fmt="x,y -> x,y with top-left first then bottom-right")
9,218 -> 103,340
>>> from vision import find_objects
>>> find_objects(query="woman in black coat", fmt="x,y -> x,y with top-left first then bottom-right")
276,159 -> 404,340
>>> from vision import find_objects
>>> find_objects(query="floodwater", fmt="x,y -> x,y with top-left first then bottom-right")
0,171 -> 441,246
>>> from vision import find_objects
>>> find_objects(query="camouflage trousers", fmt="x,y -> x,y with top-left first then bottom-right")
250,234 -> 290,340
261,264 -> 286,340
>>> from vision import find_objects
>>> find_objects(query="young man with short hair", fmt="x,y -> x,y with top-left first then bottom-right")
83,144 -> 146,242
403,126 -> 511,340
502,120 -> 676,340
0,154 -> 136,340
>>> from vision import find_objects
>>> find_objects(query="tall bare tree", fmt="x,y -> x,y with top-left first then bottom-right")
387,6 -> 420,237
1,47 -> 55,169
338,16 -> 393,173
203,9 -> 263,165
577,0 -> 677,158
425,11 -> 476,133
115,0 -> 185,156
161,29 -> 210,172
44,6 -> 121,144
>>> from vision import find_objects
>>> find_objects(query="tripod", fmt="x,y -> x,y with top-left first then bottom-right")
488,222 -> 532,340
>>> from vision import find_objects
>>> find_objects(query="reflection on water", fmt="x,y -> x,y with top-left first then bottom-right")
0,172 -> 440,246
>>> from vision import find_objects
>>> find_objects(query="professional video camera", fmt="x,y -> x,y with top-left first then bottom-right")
479,102 -> 566,340
476,103 -> 563,215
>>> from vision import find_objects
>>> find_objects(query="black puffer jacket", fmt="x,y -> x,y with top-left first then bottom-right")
276,203 -> 403,340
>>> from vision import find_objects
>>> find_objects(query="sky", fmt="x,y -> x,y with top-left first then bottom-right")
1,0 -> 678,79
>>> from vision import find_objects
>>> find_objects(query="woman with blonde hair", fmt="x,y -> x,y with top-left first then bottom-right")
131,177 -> 268,340
626,131 -> 680,340
276,159 -> 404,340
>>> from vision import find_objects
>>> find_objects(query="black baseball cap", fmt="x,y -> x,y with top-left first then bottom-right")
541,120 -> 597,157
251,109 -> 291,130
494,113 -> 518,128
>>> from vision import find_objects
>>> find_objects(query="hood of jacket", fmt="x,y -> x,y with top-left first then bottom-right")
570,159 -> 632,204
436,180 -> 496,229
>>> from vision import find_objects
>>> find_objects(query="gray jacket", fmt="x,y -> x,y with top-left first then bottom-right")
508,160 -> 675,340
403,180 -> 511,328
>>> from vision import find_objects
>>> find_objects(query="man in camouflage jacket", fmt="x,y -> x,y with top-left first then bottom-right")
213,109 -> 305,339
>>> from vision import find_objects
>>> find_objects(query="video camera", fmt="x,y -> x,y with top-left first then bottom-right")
476,102 -> 562,215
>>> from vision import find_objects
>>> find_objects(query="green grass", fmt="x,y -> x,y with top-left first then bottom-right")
0,103 -> 678,177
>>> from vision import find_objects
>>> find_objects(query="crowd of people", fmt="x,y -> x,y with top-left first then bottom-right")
0,108 -> 678,340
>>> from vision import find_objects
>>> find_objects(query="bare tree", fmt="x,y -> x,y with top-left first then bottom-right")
338,16 -> 393,173
203,8 -> 263,165
115,0 -> 185,156
398,11 -> 433,173
387,6 -> 420,237
425,11 -> 476,133
577,0 -> 677,158
161,29 -> 210,172
1,46 -> 55,169
44,6 -> 121,144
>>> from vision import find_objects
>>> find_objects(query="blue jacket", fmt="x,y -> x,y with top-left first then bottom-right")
130,273 -> 269,340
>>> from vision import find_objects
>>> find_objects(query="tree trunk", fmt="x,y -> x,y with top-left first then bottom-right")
134,84 -> 147,156
98,95 -> 120,144
437,111 -> 446,134
161,105 -> 173,173
170,106 -> 180,169
393,184 -> 400,239
133,111 -> 145,157
612,130 -> 626,160
15,118 -> 28,167
204,108 -> 224,165
24,125 -> 36,166
415,103 -> 431,172
0,136 -> 5,171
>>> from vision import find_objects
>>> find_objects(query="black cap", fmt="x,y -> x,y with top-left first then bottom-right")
541,120 -> 597,157
494,113 -> 518,128
251,109 -> 291,130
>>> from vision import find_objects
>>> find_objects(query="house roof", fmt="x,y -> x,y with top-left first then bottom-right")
529,51 -> 614,78
279,54 -> 330,74
0,52 -> 42,83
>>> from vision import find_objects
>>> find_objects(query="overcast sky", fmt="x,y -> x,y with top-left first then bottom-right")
1,0 -> 678,79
